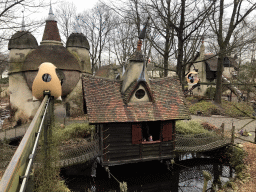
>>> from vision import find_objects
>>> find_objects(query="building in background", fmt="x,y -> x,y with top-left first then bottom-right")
8,4 -> 92,121
186,41 -> 238,96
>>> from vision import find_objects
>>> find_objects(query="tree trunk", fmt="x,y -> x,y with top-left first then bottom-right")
163,52 -> 169,77
214,54 -> 224,103
177,38 -> 184,87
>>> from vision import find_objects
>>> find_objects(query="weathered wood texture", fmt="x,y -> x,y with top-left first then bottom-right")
100,121 -> 176,166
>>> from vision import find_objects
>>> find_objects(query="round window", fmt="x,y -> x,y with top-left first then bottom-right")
135,89 -> 145,99
42,73 -> 51,82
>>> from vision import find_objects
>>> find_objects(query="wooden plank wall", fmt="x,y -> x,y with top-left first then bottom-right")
103,123 -> 140,163
101,121 -> 175,166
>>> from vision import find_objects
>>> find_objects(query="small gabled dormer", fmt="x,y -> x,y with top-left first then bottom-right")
121,39 -> 153,104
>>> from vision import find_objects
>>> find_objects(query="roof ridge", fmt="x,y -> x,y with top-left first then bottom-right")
83,74 -> 121,82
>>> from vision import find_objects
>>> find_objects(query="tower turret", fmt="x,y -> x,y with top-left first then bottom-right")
41,3 -> 62,46
8,13 -> 38,73
66,17 -> 92,73
121,39 -> 153,103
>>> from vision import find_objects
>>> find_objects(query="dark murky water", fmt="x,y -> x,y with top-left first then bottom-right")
62,156 -> 234,192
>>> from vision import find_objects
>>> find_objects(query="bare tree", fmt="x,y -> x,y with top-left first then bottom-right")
80,3 -> 115,72
110,18 -> 137,65
144,0 -> 176,77
209,0 -> 256,103
102,0 -> 150,59
0,0 -> 46,69
55,1 -> 77,44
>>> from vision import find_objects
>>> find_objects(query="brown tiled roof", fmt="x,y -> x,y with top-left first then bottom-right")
22,45 -> 81,71
82,74 -> 190,123
204,55 -> 238,71
42,20 -> 61,42
226,57 -> 238,69
205,54 -> 218,71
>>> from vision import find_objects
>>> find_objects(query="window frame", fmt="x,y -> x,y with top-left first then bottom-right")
132,121 -> 173,145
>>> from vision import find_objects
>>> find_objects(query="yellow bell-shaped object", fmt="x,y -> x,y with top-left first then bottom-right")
32,62 -> 62,100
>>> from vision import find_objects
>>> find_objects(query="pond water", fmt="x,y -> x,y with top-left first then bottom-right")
62,156 -> 234,192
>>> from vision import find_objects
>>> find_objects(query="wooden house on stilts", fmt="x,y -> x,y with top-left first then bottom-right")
82,39 -> 190,169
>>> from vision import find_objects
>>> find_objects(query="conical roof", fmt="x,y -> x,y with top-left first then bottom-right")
41,4 -> 61,42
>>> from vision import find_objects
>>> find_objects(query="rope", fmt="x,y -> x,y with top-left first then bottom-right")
103,134 -> 110,140
106,167 -> 127,192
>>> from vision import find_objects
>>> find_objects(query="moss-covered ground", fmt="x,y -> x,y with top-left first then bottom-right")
186,97 -> 254,117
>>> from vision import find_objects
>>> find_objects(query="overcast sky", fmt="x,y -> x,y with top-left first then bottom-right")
29,0 -> 100,43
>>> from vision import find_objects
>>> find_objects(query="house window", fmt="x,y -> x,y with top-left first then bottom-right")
132,121 -> 169,144
141,121 -> 161,141
135,89 -> 145,99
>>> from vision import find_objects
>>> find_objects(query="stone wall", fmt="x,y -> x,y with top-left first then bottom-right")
8,73 -> 40,121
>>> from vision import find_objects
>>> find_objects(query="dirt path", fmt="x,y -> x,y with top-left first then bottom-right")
190,115 -> 256,144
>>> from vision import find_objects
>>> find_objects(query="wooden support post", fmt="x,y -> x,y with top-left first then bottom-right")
231,125 -> 235,145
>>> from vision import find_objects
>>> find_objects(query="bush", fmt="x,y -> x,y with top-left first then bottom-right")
0,77 -> 9,84
204,86 -> 216,99
176,120 -> 215,136
225,146 -> 247,175
189,101 -> 220,116
54,123 -> 95,142
34,124 -> 71,192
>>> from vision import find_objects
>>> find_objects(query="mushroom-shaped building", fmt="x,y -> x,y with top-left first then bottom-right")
8,5 -> 92,121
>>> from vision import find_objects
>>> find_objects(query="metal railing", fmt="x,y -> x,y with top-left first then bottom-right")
0,93 -> 54,192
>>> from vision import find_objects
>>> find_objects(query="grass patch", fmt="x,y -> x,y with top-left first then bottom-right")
176,120 -> 215,135
189,101 -> 220,116
188,99 -> 254,117
221,101 -> 254,117
54,123 -> 95,143
34,124 -> 71,192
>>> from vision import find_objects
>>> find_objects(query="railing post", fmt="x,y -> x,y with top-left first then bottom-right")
43,92 -> 52,178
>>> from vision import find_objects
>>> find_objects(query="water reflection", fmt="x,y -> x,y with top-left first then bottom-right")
63,158 -> 234,192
